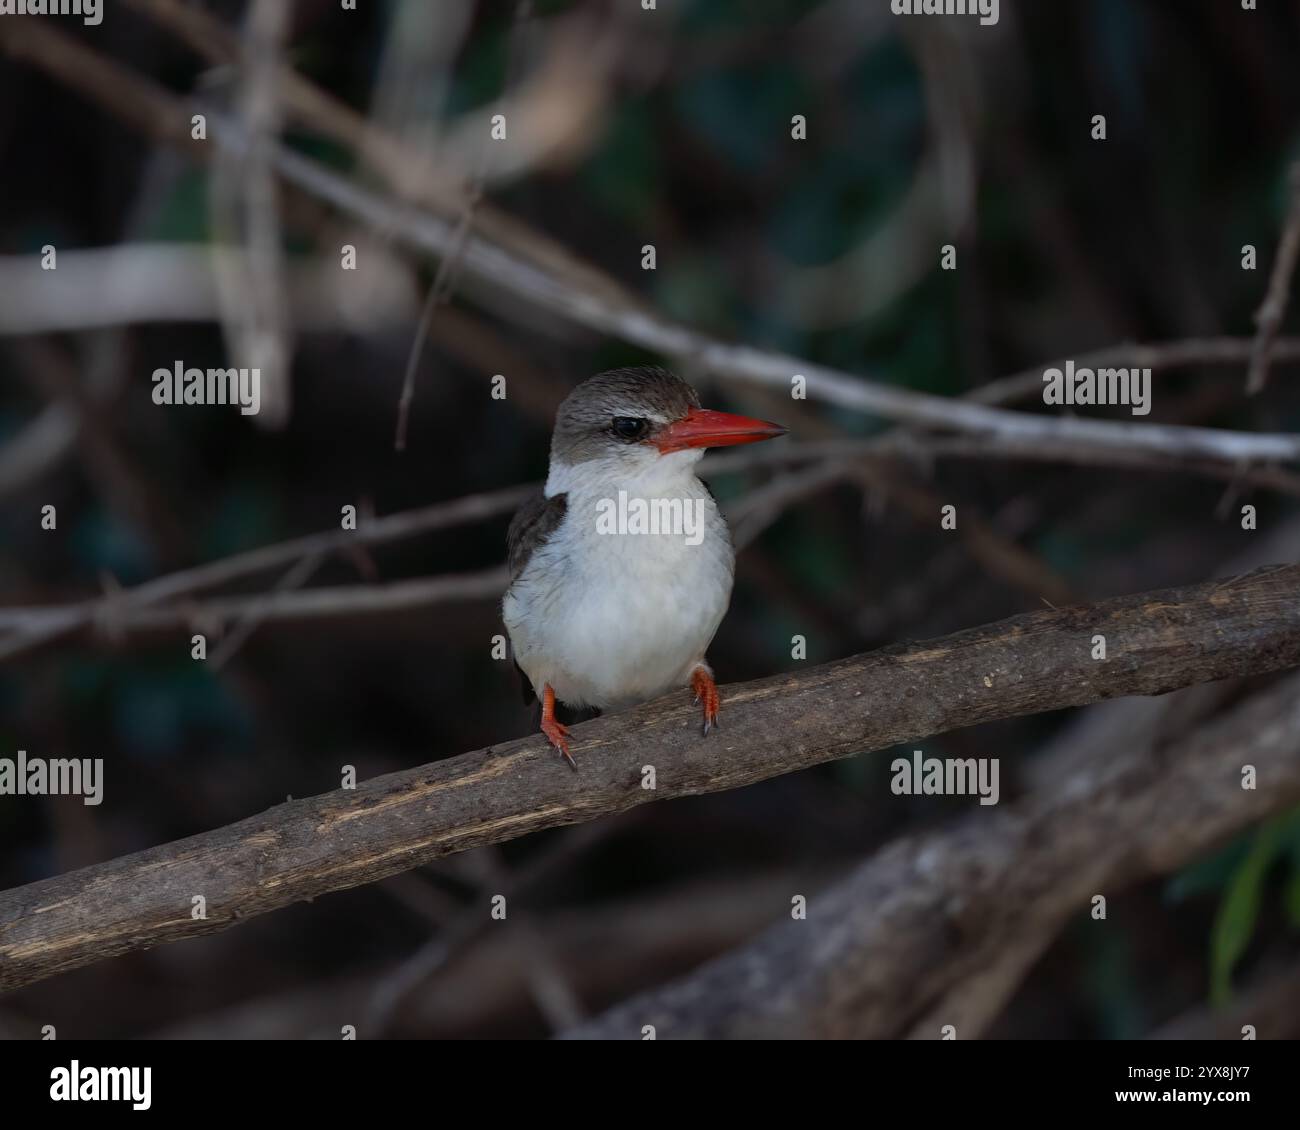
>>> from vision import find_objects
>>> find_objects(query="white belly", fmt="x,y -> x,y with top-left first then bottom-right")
503,488 -> 734,710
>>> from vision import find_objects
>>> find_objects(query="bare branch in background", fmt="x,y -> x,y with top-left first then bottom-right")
121,0 -> 641,310
393,194 -> 483,451
0,405 -> 80,500
1248,161 -> 1300,395
365,819 -> 622,1036
89,568 -> 507,636
778,19 -> 980,329
206,550 -> 328,670
395,0 -> 533,452
3,21 -> 1298,469
0,245 -> 417,335
0,485 -> 531,660
10,340 -> 187,566
264,133 -> 1300,467
8,410 -> 1300,659
367,0 -> 472,164
969,336 -> 1300,406
149,872 -> 819,1039
207,0 -> 293,429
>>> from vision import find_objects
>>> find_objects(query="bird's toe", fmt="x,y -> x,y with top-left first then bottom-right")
690,666 -> 721,737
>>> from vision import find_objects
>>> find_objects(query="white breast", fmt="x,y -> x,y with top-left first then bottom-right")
503,455 -> 734,711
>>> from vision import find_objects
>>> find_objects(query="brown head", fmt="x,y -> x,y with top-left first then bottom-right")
549,367 -> 786,476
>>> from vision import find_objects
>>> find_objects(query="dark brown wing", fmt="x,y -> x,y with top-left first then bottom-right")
507,490 -> 568,580
506,490 -> 568,704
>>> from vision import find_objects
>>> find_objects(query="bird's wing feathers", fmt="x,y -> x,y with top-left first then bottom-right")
506,490 -> 568,580
506,490 -> 568,705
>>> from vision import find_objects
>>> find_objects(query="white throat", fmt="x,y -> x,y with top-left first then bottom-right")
544,447 -> 706,501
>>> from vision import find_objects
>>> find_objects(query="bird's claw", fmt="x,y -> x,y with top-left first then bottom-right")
541,684 -> 577,770
541,715 -> 576,770
690,667 -> 720,738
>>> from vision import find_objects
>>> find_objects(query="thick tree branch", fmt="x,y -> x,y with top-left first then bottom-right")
567,666 -> 1300,1039
2,566 -> 1300,993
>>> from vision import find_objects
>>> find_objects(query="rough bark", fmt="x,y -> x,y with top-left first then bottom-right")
3,564 -> 1300,994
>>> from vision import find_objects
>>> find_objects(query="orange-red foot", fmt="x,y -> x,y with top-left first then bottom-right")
691,666 -> 720,736
541,684 -> 576,770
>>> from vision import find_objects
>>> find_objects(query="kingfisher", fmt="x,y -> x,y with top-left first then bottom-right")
503,366 -> 787,767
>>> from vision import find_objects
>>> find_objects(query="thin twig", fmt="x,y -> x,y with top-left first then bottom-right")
394,192 -> 483,451
394,0 -> 533,451
972,336 -> 1300,406
366,818 -> 619,1035
208,550 -> 327,670
4,569 -> 509,645
1248,161 -> 1300,395
0,486 -> 531,659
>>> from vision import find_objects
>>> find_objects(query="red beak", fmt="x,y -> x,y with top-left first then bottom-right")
654,407 -> 787,453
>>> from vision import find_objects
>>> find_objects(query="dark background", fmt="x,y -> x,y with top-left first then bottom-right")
2,0 -> 1299,1038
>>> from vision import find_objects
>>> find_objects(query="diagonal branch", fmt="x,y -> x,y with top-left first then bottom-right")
5,418 -> 1300,658
264,133 -> 1300,465
0,486 -> 530,659
3,19 -> 1300,467
3,565 -> 1300,993
568,666 -> 1300,1040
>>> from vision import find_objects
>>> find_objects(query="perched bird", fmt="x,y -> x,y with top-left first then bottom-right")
503,366 -> 786,767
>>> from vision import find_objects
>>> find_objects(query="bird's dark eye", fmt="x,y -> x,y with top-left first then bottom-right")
611,416 -> 650,441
